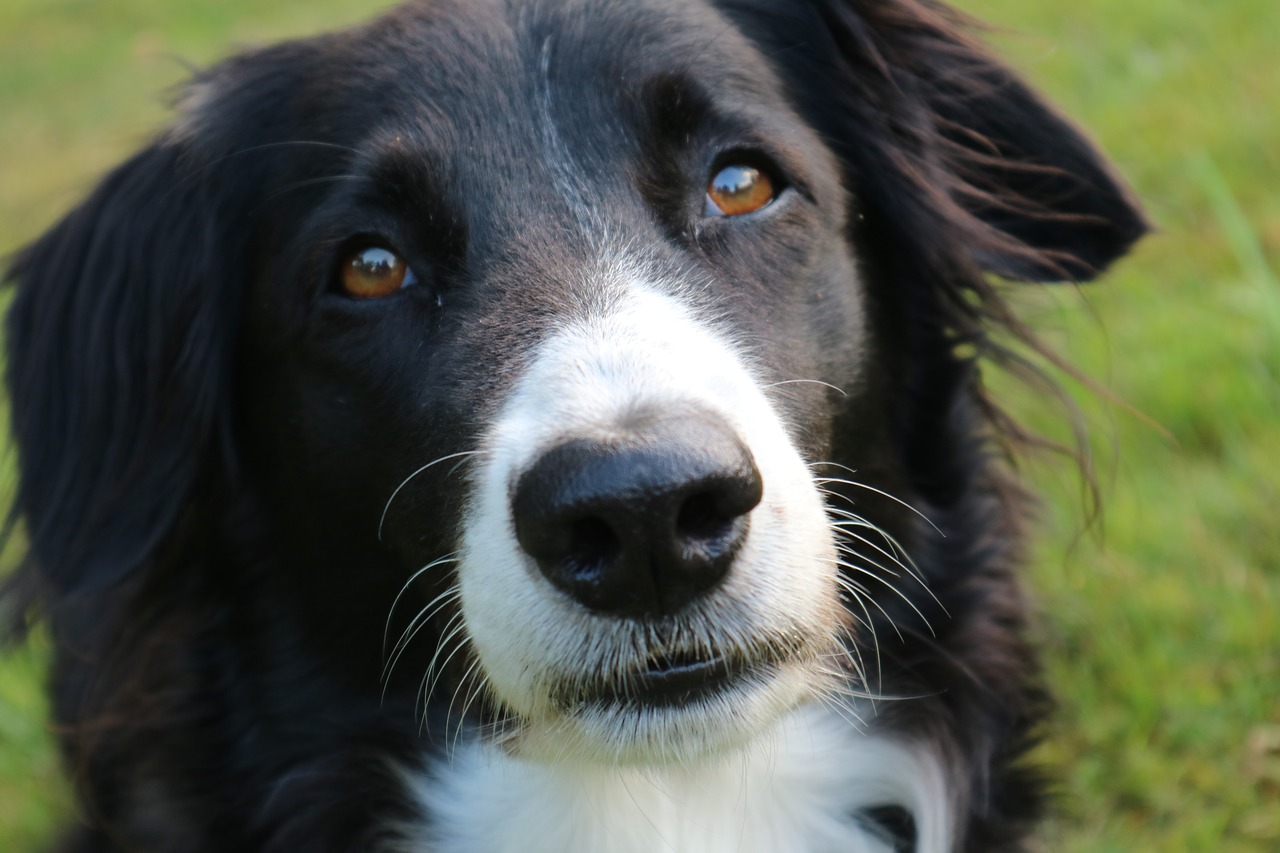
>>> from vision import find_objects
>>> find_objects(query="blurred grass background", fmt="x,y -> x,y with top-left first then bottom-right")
0,0 -> 1276,849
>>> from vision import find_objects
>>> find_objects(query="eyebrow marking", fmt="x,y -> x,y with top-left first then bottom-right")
536,36 -> 606,242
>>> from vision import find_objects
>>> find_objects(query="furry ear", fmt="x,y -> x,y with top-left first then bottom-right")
731,0 -> 1148,282
872,1 -> 1150,282
4,140 -> 239,599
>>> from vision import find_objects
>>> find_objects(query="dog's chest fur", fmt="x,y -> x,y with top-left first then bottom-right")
405,707 -> 947,853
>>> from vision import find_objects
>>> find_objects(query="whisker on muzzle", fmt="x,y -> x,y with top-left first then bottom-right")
378,449 -> 487,541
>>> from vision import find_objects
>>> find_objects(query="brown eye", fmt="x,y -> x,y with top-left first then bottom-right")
340,246 -> 417,299
705,164 -> 776,216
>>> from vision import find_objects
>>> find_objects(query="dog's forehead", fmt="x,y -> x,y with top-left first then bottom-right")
343,0 -> 792,161
357,1 -> 779,142
181,0 -> 790,152
372,0 -> 777,97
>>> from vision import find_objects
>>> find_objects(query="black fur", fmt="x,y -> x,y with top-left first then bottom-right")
4,1 -> 1144,850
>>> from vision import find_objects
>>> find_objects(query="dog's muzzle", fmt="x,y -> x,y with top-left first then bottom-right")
457,287 -> 840,759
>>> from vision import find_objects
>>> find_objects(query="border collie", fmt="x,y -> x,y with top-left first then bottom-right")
4,0 -> 1145,850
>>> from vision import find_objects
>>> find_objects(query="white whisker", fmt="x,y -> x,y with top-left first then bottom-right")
829,579 -> 882,686
813,474 -> 944,536
378,450 -> 484,541
446,657 -> 486,757
382,583 -> 462,695
835,554 -> 936,638
381,554 -> 460,659
419,612 -> 469,722
423,618 -> 475,710
762,378 -> 849,396
831,567 -> 906,642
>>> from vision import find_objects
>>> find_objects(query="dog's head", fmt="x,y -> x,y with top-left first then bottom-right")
6,0 -> 1143,766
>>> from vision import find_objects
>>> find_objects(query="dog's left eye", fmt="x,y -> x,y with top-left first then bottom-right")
704,164 -> 777,217
339,246 -> 419,299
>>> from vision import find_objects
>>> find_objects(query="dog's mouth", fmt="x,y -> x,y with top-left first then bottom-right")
574,653 -> 752,710
610,650 -> 748,707
556,637 -> 800,714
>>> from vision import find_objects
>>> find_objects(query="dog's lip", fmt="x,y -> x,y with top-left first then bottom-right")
554,634 -> 809,713
595,651 -> 751,708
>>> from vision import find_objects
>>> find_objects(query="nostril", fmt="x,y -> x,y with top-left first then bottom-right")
565,516 -> 620,572
676,491 -> 734,543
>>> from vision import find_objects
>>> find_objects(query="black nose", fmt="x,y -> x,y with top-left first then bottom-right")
512,414 -> 763,616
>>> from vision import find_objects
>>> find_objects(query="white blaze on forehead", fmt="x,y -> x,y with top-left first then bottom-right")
457,265 -> 839,758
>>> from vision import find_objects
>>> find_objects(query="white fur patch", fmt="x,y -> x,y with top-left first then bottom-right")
403,706 -> 950,853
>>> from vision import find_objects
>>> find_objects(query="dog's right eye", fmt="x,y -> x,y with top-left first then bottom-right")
339,246 -> 419,299
704,164 -> 777,217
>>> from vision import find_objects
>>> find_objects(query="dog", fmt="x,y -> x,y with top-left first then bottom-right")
3,0 -> 1146,850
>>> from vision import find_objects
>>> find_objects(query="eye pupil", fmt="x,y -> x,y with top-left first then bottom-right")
341,246 -> 411,299
706,164 -> 776,216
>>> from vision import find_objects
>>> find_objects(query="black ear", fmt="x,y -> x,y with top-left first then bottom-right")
732,0 -> 1148,282
4,139 -> 239,598
900,19 -> 1150,282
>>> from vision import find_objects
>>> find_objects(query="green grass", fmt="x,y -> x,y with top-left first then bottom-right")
1,1 -> 1277,849
966,2 -> 1280,848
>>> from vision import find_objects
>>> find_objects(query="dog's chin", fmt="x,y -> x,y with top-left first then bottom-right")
501,656 -> 823,766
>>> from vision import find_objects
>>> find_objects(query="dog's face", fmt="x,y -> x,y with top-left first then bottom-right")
239,0 -> 873,762
7,0 -> 1145,787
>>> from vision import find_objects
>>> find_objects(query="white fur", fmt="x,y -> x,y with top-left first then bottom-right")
404,705 -> 950,853
457,264 -> 841,763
